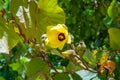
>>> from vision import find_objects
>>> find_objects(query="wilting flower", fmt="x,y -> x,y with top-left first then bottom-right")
100,60 -> 116,74
45,24 -> 71,50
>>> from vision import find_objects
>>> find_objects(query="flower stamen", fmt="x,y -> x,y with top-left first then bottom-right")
58,33 -> 65,41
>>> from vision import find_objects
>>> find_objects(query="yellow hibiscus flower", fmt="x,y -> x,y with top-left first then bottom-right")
45,24 -> 71,50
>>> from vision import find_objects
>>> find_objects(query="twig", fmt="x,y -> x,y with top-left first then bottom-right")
70,44 -> 98,73
75,55 -> 97,73
39,50 -> 58,73
105,67 -> 109,80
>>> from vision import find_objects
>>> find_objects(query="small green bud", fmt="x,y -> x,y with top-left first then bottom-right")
76,41 -> 86,57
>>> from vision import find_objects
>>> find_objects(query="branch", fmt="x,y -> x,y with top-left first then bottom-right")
39,50 -> 58,73
70,44 -> 98,73
75,55 -> 97,73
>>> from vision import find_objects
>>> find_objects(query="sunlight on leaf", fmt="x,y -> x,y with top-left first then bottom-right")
16,6 -> 25,24
76,70 -> 98,80
10,0 -> 65,45
0,33 -> 9,54
99,53 -> 109,65
38,0 -> 65,24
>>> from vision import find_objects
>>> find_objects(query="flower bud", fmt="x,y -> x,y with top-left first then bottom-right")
62,50 -> 76,58
76,41 -> 86,57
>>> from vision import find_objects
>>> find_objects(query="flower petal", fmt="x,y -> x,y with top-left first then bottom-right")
58,41 -> 66,50
46,24 -> 71,50
47,27 -> 60,44
67,35 -> 71,44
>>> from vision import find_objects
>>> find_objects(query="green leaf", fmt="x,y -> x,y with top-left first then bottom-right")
0,34 -> 9,54
54,73 -> 70,80
3,0 -> 10,11
38,0 -> 65,24
36,0 -> 65,43
71,72 -> 82,80
114,53 -> 120,79
103,16 -> 113,27
66,61 -> 81,72
26,57 -> 49,79
83,50 -> 97,67
10,0 -> 24,16
76,70 -> 97,80
6,23 -> 21,50
0,17 -> 20,52
0,76 -> 5,80
108,28 -> 120,50
92,76 -> 100,80
107,0 -> 117,19
35,76 -> 44,80
20,57 -> 30,64
9,63 -> 20,71
10,0 -> 65,45
9,61 -> 25,73
98,74 -> 106,80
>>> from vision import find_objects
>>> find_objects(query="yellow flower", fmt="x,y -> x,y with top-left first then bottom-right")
45,24 -> 71,50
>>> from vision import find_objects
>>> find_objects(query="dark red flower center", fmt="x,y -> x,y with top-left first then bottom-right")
58,33 -> 65,41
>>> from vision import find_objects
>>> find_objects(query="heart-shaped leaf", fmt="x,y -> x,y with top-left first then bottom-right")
108,28 -> 120,50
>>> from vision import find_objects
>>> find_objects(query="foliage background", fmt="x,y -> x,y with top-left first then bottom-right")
0,0 -> 120,80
